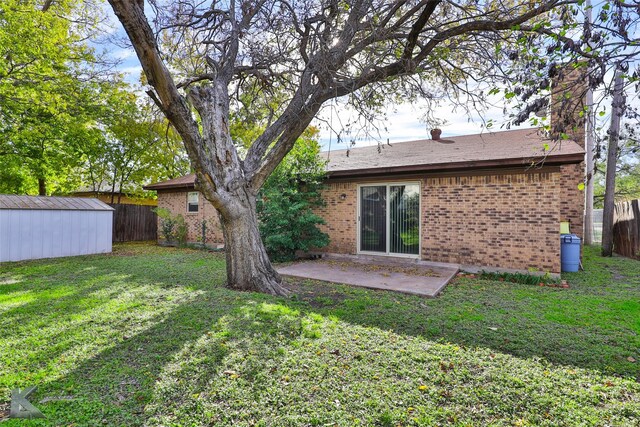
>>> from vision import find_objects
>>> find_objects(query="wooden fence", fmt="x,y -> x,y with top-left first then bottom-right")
109,204 -> 157,242
613,199 -> 640,260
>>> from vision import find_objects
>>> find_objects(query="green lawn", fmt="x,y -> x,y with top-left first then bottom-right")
0,244 -> 639,426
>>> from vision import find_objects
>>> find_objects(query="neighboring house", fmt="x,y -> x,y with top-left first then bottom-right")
70,186 -> 157,206
144,127 -> 585,274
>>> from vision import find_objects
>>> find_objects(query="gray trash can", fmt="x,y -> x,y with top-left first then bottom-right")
560,234 -> 581,272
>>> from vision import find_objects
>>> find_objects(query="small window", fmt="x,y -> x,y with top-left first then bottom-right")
187,192 -> 199,213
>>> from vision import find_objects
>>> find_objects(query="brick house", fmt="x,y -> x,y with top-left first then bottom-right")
144,126 -> 585,274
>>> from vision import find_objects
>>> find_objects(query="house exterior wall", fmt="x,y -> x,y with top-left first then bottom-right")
559,162 -> 585,239
154,164 -> 584,274
420,170 -> 561,272
315,182 -> 359,254
156,190 -> 223,246
317,167 -> 567,273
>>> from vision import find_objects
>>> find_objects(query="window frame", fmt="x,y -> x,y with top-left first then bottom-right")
356,181 -> 421,259
187,191 -> 199,213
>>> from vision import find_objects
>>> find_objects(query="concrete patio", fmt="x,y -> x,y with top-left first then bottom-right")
277,256 -> 459,297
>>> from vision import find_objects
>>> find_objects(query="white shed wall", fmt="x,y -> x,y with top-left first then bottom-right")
0,209 -> 112,262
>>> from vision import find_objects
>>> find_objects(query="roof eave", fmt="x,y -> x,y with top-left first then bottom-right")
143,183 -> 196,191
326,153 -> 584,179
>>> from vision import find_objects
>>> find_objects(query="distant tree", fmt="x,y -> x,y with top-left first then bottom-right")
593,116 -> 640,208
77,90 -> 190,202
601,67 -> 625,256
0,0 -> 114,195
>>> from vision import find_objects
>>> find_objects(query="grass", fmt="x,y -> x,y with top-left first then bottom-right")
0,243 -> 638,426
475,270 -> 561,286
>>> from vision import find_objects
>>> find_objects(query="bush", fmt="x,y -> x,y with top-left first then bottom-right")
154,207 -> 188,246
256,131 -> 329,262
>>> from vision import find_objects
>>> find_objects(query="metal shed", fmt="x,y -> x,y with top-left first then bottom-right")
0,194 -> 114,262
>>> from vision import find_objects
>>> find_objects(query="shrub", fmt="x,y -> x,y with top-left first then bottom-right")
477,270 -> 556,286
256,131 -> 329,262
154,207 -> 188,246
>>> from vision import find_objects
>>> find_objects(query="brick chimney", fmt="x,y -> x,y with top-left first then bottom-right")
550,62 -> 587,241
549,64 -> 588,147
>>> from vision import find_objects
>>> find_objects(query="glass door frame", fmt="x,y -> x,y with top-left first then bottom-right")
356,181 -> 421,259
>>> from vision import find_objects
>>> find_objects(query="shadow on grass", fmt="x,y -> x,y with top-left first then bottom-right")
283,245 -> 640,381
1,244 -> 638,425
0,248 -> 303,425
28,291 -> 313,425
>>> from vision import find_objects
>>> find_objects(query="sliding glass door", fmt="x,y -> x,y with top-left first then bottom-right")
359,183 -> 420,256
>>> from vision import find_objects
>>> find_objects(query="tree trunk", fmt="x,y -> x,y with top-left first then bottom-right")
218,192 -> 289,297
185,83 -> 289,297
38,178 -> 46,196
601,67 -> 625,257
106,0 -> 304,296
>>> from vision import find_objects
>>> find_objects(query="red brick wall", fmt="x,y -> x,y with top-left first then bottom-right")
156,190 -> 223,245
559,163 -> 585,239
317,168 -> 566,273
549,64 -> 587,239
155,164 -> 584,274
315,182 -> 358,254
421,170 -> 561,272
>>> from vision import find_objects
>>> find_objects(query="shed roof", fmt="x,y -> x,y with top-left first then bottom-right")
0,194 -> 115,211
143,128 -> 585,189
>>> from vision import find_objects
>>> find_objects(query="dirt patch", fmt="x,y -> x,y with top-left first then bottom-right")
0,401 -> 9,422
284,279 -> 348,308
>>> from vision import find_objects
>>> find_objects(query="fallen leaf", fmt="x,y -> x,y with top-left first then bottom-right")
628,356 -> 636,363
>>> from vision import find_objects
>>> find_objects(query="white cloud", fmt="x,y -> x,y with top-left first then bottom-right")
119,66 -> 143,85
114,48 -> 136,61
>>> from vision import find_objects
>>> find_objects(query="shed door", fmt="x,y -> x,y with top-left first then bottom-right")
359,183 -> 420,256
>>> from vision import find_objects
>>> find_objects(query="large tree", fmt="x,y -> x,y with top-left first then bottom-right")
0,0 -> 117,195
108,0 -> 575,295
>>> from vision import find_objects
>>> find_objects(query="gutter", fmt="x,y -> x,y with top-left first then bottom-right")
142,183 -> 196,191
142,152 -> 584,190
325,153 -> 584,179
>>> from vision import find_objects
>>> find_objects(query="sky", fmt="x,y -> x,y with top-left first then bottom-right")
96,0 -> 541,153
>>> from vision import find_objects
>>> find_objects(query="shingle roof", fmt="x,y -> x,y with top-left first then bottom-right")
325,128 -> 584,177
143,174 -> 196,191
142,128 -> 585,189
0,194 -> 115,211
